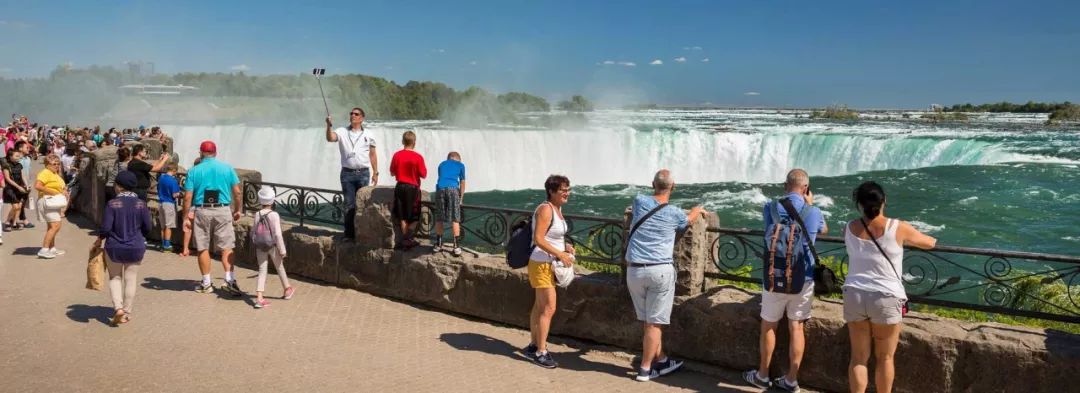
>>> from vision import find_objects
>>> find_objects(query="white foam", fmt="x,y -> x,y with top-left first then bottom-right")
908,220 -> 946,233
814,195 -> 835,208
959,196 -> 979,205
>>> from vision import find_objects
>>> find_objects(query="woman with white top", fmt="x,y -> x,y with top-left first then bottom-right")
843,181 -> 936,393
523,175 -> 575,369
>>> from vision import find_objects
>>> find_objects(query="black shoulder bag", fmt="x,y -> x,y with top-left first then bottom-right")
859,218 -> 909,316
778,198 -> 840,295
621,203 -> 669,262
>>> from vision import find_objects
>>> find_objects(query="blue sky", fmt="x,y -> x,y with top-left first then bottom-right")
1,0 -> 1078,108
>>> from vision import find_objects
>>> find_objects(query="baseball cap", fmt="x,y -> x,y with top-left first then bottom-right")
199,140 -> 217,153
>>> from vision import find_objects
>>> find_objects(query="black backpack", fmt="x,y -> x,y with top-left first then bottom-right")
506,204 -> 554,269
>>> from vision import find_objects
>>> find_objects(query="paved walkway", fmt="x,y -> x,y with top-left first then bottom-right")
0,211 -> 798,392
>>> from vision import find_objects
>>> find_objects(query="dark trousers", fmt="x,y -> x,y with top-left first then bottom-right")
340,167 -> 371,239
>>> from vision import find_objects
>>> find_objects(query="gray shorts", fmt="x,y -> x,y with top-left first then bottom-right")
626,263 -> 675,325
159,202 -> 177,229
434,188 -> 461,223
843,287 -> 905,325
194,206 -> 235,252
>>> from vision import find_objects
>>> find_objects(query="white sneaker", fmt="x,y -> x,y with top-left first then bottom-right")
50,248 -> 66,256
37,249 -> 56,259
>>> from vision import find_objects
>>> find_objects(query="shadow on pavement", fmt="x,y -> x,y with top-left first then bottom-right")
66,304 -> 112,325
142,277 -> 194,292
11,247 -> 40,256
438,332 -> 722,390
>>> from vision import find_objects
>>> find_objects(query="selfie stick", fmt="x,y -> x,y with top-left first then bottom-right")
312,68 -> 329,117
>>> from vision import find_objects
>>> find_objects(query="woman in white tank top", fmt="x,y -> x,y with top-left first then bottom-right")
843,181 -> 937,393
524,175 -> 576,369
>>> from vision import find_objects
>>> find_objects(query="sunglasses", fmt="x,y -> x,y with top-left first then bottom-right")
350,112 -> 363,116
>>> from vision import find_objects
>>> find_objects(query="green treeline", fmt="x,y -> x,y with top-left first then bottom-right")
945,101 -> 1073,113
0,65 -> 564,125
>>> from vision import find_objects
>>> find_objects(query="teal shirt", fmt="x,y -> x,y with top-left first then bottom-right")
183,157 -> 240,205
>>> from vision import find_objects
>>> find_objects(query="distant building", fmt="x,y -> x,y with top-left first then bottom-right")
119,84 -> 198,96
930,104 -> 945,111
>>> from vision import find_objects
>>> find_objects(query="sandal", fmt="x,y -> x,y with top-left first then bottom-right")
111,310 -> 128,326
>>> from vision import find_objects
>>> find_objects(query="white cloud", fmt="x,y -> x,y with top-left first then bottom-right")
0,20 -> 32,29
744,91 -> 761,96
618,61 -> 636,67
650,59 -> 663,65
602,60 -> 616,65
384,66 -> 395,70
230,64 -> 250,71
682,46 -> 703,51
701,58 -> 710,63
469,60 -> 478,65
674,57 -> 687,63
432,48 -> 446,53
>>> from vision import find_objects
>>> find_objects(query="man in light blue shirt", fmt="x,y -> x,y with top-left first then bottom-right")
625,169 -> 706,382
181,140 -> 242,296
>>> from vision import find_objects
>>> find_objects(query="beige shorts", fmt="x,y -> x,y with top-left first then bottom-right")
760,280 -> 814,322
194,206 -> 235,252
159,202 -> 177,229
843,287 -> 905,325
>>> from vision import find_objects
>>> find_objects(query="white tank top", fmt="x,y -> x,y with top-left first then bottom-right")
529,202 -> 567,263
843,219 -> 907,299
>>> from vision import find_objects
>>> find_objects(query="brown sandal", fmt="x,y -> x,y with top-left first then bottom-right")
111,310 -> 129,326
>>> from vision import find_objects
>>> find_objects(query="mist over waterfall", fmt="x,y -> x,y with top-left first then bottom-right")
166,112 -> 1038,192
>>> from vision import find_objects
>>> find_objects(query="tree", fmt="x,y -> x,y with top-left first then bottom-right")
557,95 -> 594,112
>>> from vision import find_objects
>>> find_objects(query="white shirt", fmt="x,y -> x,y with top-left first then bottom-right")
335,126 -> 376,170
529,202 -> 568,263
843,219 -> 907,299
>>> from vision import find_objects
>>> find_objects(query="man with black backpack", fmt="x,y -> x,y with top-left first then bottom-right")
625,169 -> 706,382
744,169 -> 828,392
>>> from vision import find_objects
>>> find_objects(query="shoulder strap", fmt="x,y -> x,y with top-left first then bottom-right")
628,202 -> 669,243
859,218 -> 904,283
777,198 -> 820,262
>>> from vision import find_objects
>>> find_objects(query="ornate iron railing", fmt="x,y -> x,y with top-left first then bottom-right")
707,227 -> 1080,323
416,201 -> 626,266
241,181 -> 346,228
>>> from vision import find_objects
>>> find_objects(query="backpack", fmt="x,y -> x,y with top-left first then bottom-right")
506,203 -> 554,269
251,212 -> 276,251
763,198 -> 812,294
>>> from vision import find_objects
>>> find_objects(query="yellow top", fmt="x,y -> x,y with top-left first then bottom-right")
36,168 -> 66,194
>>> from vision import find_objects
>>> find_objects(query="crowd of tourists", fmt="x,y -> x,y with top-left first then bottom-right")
0,108 -> 938,393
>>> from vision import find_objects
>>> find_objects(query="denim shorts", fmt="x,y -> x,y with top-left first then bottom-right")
626,263 -> 675,325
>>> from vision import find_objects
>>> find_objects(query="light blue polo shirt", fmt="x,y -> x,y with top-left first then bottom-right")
625,194 -> 689,264
183,157 -> 240,205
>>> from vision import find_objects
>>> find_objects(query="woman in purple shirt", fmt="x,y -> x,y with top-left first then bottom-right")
94,171 -> 152,326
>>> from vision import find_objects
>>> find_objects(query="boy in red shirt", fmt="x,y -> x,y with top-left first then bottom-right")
389,131 -> 427,248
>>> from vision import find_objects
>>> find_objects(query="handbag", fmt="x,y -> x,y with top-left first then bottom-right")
43,193 -> 68,209
777,198 -> 840,295
859,218 -> 910,316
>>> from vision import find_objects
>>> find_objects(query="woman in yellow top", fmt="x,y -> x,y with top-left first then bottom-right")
34,154 -> 68,259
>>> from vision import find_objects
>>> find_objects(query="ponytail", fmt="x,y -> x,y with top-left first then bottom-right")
852,181 -> 886,219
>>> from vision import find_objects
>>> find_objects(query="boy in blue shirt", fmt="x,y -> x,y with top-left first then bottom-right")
156,164 -> 182,252
432,152 -> 466,256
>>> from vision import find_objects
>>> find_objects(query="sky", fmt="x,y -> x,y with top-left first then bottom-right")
1,0 -> 1078,108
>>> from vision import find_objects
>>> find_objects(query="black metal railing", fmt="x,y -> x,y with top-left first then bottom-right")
707,227 -> 1080,323
416,201 -> 626,266
241,181 -> 347,228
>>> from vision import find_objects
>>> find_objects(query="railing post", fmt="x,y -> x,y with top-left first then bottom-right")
298,188 -> 306,227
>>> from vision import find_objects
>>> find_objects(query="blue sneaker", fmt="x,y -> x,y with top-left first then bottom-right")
654,358 -> 684,376
531,351 -> 558,369
162,240 -> 172,252
743,370 -> 772,389
635,367 -> 659,382
522,343 -> 538,357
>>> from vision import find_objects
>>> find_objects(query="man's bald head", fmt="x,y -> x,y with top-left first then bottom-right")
653,169 -> 675,194
785,169 -> 809,192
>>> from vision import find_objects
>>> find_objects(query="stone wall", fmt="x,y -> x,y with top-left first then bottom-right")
226,187 -> 1079,393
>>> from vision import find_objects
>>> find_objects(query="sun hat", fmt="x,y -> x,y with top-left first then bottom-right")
257,186 -> 275,205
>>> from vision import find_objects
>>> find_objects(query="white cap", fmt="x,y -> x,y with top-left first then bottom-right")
257,186 -> 275,205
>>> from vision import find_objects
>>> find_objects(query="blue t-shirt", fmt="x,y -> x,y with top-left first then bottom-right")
157,173 -> 181,204
625,194 -> 689,265
183,157 -> 240,205
762,192 -> 825,279
435,159 -> 466,190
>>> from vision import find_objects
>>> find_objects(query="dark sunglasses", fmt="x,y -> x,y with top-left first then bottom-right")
350,112 -> 363,116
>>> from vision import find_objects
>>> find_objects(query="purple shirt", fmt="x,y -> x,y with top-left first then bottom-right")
98,192 -> 152,263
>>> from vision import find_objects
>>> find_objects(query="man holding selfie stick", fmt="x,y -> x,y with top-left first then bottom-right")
326,107 -> 378,240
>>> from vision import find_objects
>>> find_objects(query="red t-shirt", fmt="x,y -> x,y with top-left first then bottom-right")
389,149 -> 427,187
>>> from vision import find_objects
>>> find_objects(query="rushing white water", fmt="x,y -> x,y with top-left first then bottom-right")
165,110 -> 1060,192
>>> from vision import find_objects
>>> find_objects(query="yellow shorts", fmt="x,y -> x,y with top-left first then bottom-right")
527,260 -> 555,289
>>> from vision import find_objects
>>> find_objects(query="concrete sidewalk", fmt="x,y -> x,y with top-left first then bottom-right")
0,212 -> 793,392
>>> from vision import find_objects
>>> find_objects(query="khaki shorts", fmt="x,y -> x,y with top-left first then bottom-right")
843,287 -> 905,325
194,206 -> 235,252
761,280 -> 814,322
528,260 -> 555,289
159,202 -> 177,229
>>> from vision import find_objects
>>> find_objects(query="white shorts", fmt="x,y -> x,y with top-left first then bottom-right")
760,280 -> 814,322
